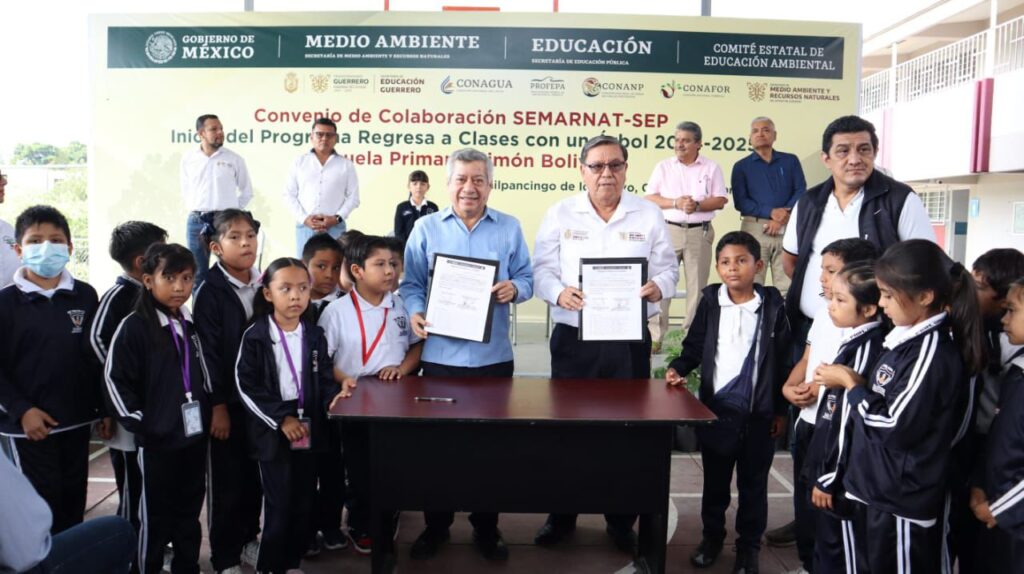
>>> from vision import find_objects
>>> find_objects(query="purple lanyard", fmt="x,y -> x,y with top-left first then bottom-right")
274,321 -> 304,415
166,316 -> 192,400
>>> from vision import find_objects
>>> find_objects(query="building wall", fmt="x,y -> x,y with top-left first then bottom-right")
966,173 -> 1024,265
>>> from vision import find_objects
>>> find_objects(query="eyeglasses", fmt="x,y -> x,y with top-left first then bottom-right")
312,131 -> 337,139
583,162 -> 627,174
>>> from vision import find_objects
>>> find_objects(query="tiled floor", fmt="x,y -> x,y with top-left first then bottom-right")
83,322 -> 802,573
85,446 -> 802,573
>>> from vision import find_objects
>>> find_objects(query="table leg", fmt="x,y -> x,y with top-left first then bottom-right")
637,511 -> 668,574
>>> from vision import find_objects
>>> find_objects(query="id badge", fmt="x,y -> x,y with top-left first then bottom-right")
290,418 -> 312,450
181,401 -> 203,438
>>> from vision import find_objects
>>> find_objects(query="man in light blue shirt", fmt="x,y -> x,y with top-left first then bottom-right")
400,147 -> 533,563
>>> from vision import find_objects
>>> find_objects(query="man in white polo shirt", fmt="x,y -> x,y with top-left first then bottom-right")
532,134 -> 677,554
284,118 -> 360,257
644,121 -> 729,350
0,169 -> 20,288
180,113 -> 253,291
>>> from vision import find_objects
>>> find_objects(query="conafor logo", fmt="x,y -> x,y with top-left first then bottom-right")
145,31 -> 177,64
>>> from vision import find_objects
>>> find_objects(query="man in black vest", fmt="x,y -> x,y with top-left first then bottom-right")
782,115 -> 934,342
765,115 -> 935,551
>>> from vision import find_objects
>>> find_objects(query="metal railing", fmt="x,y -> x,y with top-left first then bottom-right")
896,30 -> 987,104
861,69 -> 891,114
860,15 -> 1024,113
994,15 -> 1024,75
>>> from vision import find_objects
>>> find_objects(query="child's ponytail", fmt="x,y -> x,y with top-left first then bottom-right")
876,239 -> 986,373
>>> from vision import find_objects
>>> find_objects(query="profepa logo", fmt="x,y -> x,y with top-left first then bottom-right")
145,31 -> 177,64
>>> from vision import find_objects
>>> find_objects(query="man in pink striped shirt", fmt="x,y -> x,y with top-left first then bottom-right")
644,121 -> 728,350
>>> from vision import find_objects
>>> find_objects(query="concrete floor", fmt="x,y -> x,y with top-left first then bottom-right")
82,321 -> 803,573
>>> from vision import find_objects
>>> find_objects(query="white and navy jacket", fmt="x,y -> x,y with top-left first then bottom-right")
104,308 -> 213,451
235,315 -> 336,461
668,283 -> 793,418
985,352 -> 1024,537
0,275 -> 102,436
843,313 -> 967,522
86,275 -> 143,451
808,322 -> 885,499
193,264 -> 252,406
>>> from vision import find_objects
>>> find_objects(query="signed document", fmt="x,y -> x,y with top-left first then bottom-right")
578,258 -> 647,342
425,253 -> 499,343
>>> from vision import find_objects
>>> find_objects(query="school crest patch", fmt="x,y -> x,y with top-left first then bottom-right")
873,364 -> 895,395
823,394 -> 837,421
67,309 -> 86,334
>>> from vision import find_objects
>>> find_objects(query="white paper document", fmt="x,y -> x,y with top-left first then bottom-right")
579,258 -> 646,342
425,253 -> 499,343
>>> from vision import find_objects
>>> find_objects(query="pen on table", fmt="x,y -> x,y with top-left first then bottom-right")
414,396 -> 456,403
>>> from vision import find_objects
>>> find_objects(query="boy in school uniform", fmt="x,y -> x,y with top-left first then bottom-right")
778,238 -> 878,573
303,233 -> 345,324
299,232 -> 347,553
85,221 -> 167,547
0,205 -> 108,534
318,235 -> 423,553
666,231 -> 792,574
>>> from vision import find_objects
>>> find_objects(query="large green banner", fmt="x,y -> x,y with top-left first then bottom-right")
91,11 -> 859,322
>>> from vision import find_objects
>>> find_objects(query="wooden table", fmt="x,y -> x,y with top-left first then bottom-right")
328,376 -> 716,573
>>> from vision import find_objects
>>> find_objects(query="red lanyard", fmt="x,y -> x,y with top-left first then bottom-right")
351,292 -> 388,366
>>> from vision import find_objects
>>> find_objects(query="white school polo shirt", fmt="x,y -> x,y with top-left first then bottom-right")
799,305 -> 847,425
317,289 -> 420,379
713,286 -> 762,394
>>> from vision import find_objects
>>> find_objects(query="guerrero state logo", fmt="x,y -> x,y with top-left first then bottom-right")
145,31 -> 177,64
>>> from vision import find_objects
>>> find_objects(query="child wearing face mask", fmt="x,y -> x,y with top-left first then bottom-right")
0,205 -> 108,535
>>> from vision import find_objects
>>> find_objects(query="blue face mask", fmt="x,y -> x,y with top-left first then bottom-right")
22,241 -> 70,279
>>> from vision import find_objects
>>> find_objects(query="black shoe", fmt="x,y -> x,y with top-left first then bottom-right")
473,528 -> 509,561
409,527 -> 449,560
534,520 -> 576,546
689,539 -> 723,568
304,534 -> 322,557
764,519 -> 796,547
732,549 -> 760,574
321,528 -> 349,551
606,525 -> 638,556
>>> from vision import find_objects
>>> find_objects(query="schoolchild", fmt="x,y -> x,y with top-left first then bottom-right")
959,249 -> 1024,571
318,235 -> 424,553
0,205 -> 104,534
192,209 -> 263,573
815,239 -> 986,572
779,238 -> 878,572
392,170 -> 438,245
303,233 -> 344,324
298,233 -> 346,554
87,221 -> 167,544
235,258 -> 336,573
104,243 -> 213,574
970,278 -> 1024,574
666,231 -> 792,574
807,263 -> 886,573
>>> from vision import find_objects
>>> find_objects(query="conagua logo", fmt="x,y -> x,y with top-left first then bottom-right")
440,76 -> 455,95
747,81 -> 767,102
284,72 -> 299,93
582,77 -> 601,97
145,31 -> 177,64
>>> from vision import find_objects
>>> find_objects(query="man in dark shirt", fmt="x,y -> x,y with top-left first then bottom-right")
730,116 -> 806,296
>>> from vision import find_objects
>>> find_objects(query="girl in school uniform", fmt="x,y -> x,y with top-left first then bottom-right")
807,263 -> 887,574
193,209 -> 264,572
104,243 -> 213,574
815,239 -> 986,573
971,277 -> 1024,573
235,258 -> 336,574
